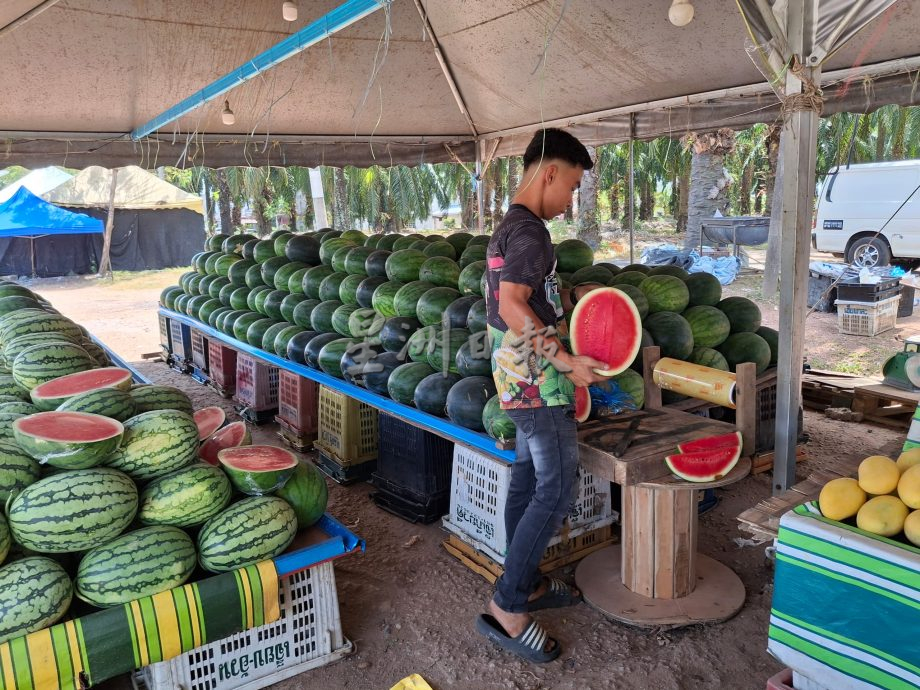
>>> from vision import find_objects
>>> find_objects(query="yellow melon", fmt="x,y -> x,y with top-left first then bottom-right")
858,455 -> 900,495
818,478 -> 867,521
904,511 -> 920,547
896,448 -> 920,473
897,464 -> 920,510
856,496 -> 909,537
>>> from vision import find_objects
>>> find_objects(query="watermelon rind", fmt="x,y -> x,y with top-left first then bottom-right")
569,287 -> 642,376
664,444 -> 741,483
218,445 -> 298,495
574,386 -> 591,422
482,395 -> 516,443
194,406 -> 227,441
0,441 -> 40,501
198,496 -> 298,573
13,411 -> 124,469
105,409 -> 199,482
276,461 -> 328,529
7,468 -> 138,553
29,366 -> 133,411
55,387 -> 137,422
129,385 -> 194,415
0,557 -> 72,643
75,526 -> 196,607
199,421 -> 252,465
138,463 -> 233,527
12,342 -> 96,390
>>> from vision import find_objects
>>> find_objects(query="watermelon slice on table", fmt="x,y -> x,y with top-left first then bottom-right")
194,406 -> 227,441
574,386 -> 591,422
12,411 -> 124,469
199,421 -> 251,466
29,367 -> 134,411
677,431 -> 742,455
218,445 -> 298,495
569,287 -> 642,376
665,445 -> 741,483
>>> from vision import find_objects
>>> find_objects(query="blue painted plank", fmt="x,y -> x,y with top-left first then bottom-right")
160,307 -> 515,463
274,513 -> 365,576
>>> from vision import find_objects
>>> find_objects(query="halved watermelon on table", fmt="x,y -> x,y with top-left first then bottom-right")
677,431 -> 742,455
569,287 -> 642,376
218,445 -> 298,495
199,421 -> 251,465
12,411 -> 124,469
30,367 -> 134,411
665,432 -> 742,483
194,406 -> 227,441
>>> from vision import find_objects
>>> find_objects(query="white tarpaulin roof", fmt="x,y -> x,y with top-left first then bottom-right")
42,166 -> 203,213
0,167 -> 73,203
0,0 -> 917,168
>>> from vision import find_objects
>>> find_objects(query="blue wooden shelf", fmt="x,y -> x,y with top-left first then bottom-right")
159,307 -> 515,463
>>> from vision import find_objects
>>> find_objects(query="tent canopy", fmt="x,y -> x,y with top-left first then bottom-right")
0,167 -> 73,204
0,187 -> 102,238
43,166 -> 204,213
0,1 -> 917,168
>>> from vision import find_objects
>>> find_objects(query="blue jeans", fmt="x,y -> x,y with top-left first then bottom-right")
493,404 -> 579,613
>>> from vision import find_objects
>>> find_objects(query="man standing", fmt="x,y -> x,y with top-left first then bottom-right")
476,129 -> 607,662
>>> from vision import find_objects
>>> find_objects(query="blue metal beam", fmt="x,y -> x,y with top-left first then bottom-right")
131,0 -> 388,141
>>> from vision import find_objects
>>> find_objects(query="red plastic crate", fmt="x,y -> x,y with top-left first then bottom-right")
276,370 -> 319,436
207,340 -> 237,394
190,329 -> 208,372
766,668 -> 794,690
234,352 -> 279,412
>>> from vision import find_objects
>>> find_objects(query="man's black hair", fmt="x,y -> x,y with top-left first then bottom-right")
522,128 -> 593,171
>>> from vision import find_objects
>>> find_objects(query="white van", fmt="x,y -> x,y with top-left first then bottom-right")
813,160 -> 920,267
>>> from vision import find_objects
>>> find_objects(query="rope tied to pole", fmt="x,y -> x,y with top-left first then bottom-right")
782,57 -> 825,118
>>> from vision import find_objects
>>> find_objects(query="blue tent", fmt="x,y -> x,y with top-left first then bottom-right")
0,187 -> 102,237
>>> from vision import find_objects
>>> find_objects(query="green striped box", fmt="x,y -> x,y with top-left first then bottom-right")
769,503 -> 920,690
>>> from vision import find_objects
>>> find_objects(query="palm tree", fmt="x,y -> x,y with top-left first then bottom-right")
683,128 -> 736,250
577,146 -> 601,247
596,144 -> 628,226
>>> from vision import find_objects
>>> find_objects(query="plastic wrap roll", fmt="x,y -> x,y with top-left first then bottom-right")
652,357 -> 737,408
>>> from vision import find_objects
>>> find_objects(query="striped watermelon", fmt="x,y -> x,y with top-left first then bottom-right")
12,342 -> 96,390
0,557 -> 73,643
0,312 -> 82,347
199,421 -> 251,465
56,387 -> 137,421
198,496 -> 298,573
219,446 -> 298,495
7,468 -> 138,553
3,333 -> 79,369
0,401 -> 37,415
13,411 -> 125,469
0,374 -> 27,400
129,385 -> 194,415
276,462 -> 328,529
0,413 -> 25,442
194,406 -> 227,441
75,527 -> 197,607
0,441 -> 41,501
0,514 -> 9,564
105,410 -> 199,482
138,463 -> 232,527
30,366 -> 134,411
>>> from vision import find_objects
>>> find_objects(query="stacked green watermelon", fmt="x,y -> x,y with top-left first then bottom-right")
0,279 -> 329,645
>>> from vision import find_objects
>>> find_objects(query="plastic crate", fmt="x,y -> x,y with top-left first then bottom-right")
766,668 -> 794,690
136,562 -> 351,690
898,284 -> 915,317
190,329 -> 209,372
835,277 -> 900,302
158,313 -> 172,360
370,475 -> 447,524
169,320 -> 192,363
234,353 -> 279,412
314,386 -> 377,465
373,413 -> 454,499
835,295 -> 899,336
276,370 -> 319,437
443,445 -> 615,562
208,340 -> 237,394
807,271 -> 837,313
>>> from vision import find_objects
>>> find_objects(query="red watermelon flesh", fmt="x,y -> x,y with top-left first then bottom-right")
199,421 -> 251,466
569,287 -> 642,376
665,445 -> 741,482
12,411 -> 124,469
30,367 -> 133,411
574,386 -> 591,422
194,406 -> 227,441
677,431 -> 742,455
218,445 -> 298,495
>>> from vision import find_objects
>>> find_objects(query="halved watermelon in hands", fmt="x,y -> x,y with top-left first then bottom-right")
569,288 -> 642,376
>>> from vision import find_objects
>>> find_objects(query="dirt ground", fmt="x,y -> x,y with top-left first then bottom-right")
26,265 -> 910,690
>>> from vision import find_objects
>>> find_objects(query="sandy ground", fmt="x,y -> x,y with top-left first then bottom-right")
26,266 -> 908,690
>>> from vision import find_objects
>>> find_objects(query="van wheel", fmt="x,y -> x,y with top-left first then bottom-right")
846,237 -> 890,267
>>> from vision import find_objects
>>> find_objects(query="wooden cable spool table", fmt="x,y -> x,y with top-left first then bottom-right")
574,406 -> 750,628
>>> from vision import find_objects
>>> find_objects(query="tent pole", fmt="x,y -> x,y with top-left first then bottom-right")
476,141 -> 485,234
99,168 -> 118,277
308,169 -> 329,230
772,3 -> 821,493
30,237 -> 36,278
628,113 -> 635,264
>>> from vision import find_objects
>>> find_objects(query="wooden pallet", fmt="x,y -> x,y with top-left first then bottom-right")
851,384 -> 920,430
801,370 -> 880,411
750,444 -> 808,475
442,525 -> 616,585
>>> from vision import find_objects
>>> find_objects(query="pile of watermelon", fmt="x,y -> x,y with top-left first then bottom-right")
0,282 -> 328,645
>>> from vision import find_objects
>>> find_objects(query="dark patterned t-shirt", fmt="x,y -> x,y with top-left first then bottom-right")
485,204 -> 574,409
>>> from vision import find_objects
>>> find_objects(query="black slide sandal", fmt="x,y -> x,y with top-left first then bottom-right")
476,614 -> 561,663
526,577 -> 582,612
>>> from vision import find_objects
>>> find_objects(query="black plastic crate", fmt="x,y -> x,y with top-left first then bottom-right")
370,474 -> 448,524
836,279 -> 901,302
899,285 -> 915,318
374,413 -> 454,497
807,271 -> 837,313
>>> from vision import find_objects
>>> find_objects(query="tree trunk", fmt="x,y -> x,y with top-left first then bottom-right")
460,190 -> 476,230
332,168 -> 351,231
98,169 -> 118,276
254,199 -> 271,236
876,120 -> 887,160
739,163 -> 754,215
492,163 -> 505,227
287,197 -> 298,232
564,205 -> 574,223
609,178 -> 620,227
481,168 -> 494,232
230,201 -> 241,229
684,129 -> 735,250
763,125 -> 781,213
215,169 -> 233,234
669,175 -> 678,218
638,179 -> 653,221
677,167 -> 690,234
507,157 -> 521,198
576,146 -> 601,248
762,142 -> 785,297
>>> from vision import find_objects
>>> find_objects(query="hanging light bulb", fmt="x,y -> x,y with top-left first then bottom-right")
221,100 -> 235,126
282,1 -> 298,21
668,0 -> 694,26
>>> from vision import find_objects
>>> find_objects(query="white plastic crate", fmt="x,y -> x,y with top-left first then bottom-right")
134,562 -> 351,690
835,295 -> 899,336
234,353 -> 279,412
443,445 -> 615,563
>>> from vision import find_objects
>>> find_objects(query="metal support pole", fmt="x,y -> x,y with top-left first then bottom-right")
476,141 -> 485,233
628,113 -> 636,264
773,3 -> 820,493
308,168 -> 329,230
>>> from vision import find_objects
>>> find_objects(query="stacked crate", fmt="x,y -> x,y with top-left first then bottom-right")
275,370 -> 319,450
233,353 -> 279,424
313,386 -> 377,484
207,340 -> 237,397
